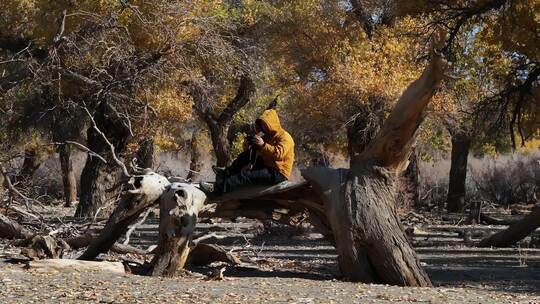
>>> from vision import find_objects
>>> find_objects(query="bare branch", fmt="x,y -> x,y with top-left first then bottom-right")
52,141 -> 107,163
53,10 -> 68,46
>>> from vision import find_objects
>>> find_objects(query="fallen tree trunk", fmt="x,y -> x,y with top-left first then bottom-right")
480,212 -> 519,225
27,259 -> 125,274
65,234 -> 146,255
149,183 -> 206,276
0,214 -> 33,239
204,181 -> 332,240
478,206 -> 540,248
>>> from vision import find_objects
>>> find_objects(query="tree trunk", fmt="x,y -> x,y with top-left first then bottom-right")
76,102 -> 131,218
15,147 -> 45,182
0,170 -> 4,193
398,150 -> 420,209
446,133 -> 471,213
469,201 -> 482,224
344,164 -> 431,286
136,138 -> 154,169
149,183 -> 206,276
478,206 -> 540,248
191,76 -> 255,168
305,33 -> 446,286
58,144 -> 77,207
186,132 -> 203,181
208,123 -> 231,167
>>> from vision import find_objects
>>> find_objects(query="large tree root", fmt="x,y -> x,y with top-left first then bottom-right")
188,243 -> 241,266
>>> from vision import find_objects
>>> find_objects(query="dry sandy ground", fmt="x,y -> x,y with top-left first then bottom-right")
2,210 -> 540,303
1,263 -> 539,304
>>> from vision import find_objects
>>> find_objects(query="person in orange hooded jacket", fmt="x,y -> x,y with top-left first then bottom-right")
201,109 -> 295,194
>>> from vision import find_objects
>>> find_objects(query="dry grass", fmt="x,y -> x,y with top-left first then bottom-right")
420,150 -> 540,207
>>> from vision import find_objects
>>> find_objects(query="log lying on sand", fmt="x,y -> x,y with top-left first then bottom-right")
27,259 -> 125,274
65,234 -> 146,255
478,206 -> 540,248
0,214 -> 33,239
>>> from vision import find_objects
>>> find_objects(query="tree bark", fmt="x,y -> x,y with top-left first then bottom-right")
149,183 -> 206,276
135,138 -> 154,169
208,123 -> 231,167
0,170 -> 4,193
188,243 -> 241,266
186,132 -> 203,181
0,214 -> 33,239
469,201 -> 482,224
58,144 -> 77,207
76,102 -> 131,218
398,149 -> 420,209
446,132 -> 471,213
478,206 -> 540,248
15,147 -> 45,182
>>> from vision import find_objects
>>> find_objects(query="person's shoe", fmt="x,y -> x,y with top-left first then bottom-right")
212,166 -> 228,184
199,182 -> 215,194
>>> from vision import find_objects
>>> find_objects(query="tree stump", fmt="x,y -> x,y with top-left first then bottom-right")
149,183 -> 206,276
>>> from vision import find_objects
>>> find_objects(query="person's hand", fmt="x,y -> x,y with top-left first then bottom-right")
249,134 -> 264,147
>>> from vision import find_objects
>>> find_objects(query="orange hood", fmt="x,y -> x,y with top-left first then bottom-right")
255,109 -> 295,179
257,109 -> 282,137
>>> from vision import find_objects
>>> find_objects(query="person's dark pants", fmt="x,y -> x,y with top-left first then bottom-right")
217,149 -> 286,193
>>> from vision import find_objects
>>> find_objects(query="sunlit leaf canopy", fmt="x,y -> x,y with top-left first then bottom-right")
397,0 -> 540,150
1,0 -> 538,161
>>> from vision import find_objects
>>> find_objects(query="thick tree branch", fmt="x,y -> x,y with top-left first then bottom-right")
218,75 -> 255,125
358,30 -> 447,171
